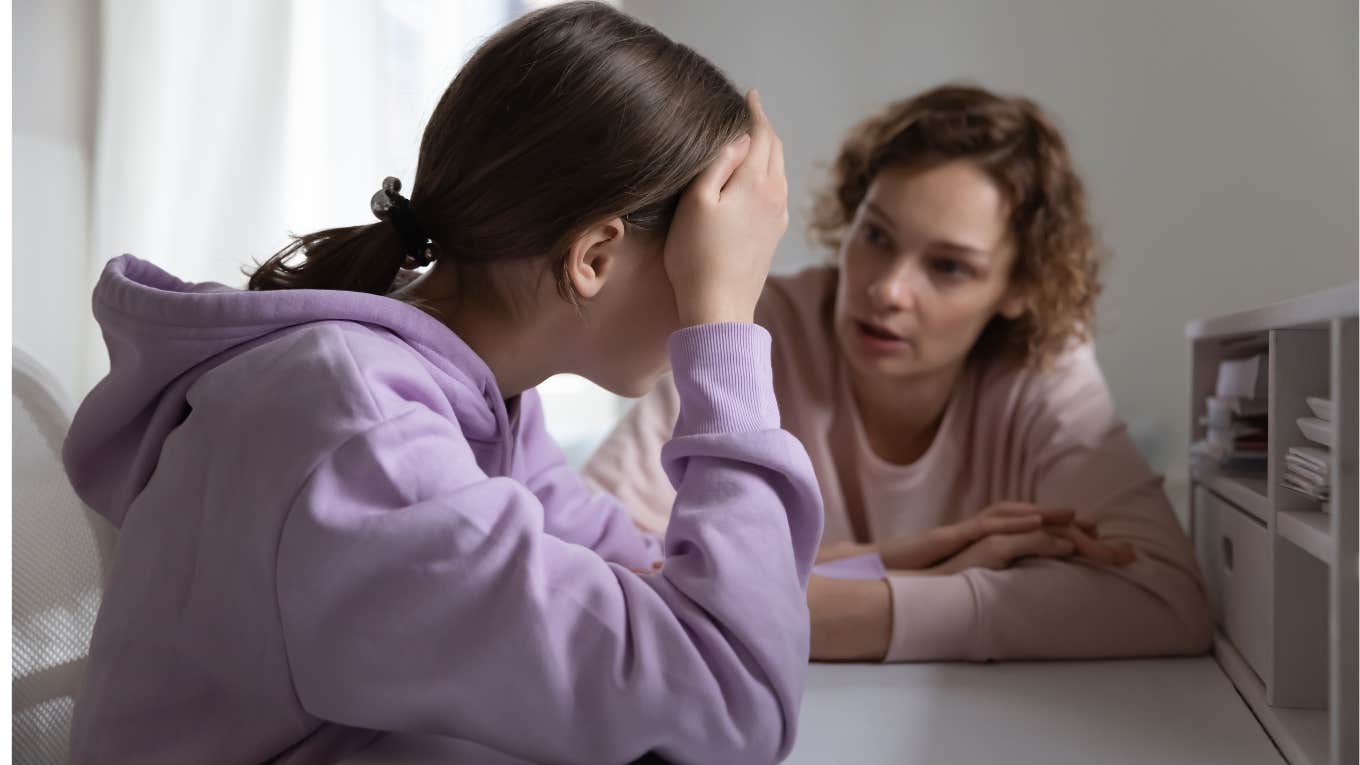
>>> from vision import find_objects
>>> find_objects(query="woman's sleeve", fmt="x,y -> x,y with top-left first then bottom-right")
275,324 -> 824,765
883,347 -> 1212,662
581,375 -> 682,534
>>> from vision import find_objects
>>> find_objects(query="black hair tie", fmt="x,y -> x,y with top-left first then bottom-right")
370,177 -> 437,269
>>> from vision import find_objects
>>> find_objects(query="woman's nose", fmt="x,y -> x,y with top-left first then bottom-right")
867,266 -> 916,312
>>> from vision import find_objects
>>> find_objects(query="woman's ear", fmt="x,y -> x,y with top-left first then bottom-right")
998,286 -> 1027,320
564,217 -> 626,300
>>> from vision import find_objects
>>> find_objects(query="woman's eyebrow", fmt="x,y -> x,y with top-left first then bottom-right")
863,202 -> 898,232
867,201 -> 991,258
931,241 -> 990,259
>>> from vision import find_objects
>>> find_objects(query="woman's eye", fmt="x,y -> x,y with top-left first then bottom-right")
931,259 -> 971,279
860,223 -> 891,250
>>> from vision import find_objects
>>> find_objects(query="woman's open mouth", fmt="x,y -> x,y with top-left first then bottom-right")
854,320 -> 911,354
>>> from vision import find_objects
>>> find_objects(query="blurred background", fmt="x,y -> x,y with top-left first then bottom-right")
14,0 -> 1358,523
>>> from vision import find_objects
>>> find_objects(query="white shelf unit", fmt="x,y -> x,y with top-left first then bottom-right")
1187,283 -> 1357,765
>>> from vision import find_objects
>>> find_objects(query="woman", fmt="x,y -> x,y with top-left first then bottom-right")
586,84 -> 1211,663
62,3 -> 820,763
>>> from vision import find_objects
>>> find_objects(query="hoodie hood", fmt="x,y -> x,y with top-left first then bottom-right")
64,255 -> 503,527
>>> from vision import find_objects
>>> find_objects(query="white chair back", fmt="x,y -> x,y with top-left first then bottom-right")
12,348 -> 116,764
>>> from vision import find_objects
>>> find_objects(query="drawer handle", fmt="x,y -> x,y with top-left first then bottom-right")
1221,536 -> 1234,572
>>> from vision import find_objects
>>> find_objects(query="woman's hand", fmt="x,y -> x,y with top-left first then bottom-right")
816,501 -> 1133,572
926,528 -> 1078,576
925,507 -> 1136,576
876,502 -> 1089,569
664,90 -> 788,327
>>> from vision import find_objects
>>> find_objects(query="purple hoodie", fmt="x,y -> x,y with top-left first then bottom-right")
63,256 -> 824,764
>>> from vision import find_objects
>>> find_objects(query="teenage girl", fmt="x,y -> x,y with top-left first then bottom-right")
63,3 -> 820,763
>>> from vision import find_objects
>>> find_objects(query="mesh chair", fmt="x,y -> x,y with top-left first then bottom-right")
12,348 -> 117,763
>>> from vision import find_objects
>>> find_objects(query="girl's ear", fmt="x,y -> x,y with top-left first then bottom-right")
564,217 -> 626,300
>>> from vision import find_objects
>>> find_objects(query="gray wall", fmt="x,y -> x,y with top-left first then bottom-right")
625,0 -> 1358,490
14,0 -> 1358,487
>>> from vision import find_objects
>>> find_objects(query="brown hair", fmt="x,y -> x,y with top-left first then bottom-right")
249,1 -> 750,302
810,84 -> 1103,368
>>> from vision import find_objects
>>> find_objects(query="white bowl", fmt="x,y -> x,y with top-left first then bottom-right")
1297,417 -> 1333,448
1306,397 -> 1333,422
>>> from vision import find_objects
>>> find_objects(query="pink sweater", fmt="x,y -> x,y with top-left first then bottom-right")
585,267 -> 1211,663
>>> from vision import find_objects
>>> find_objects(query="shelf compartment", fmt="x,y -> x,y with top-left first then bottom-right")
1277,510 -> 1333,565
1215,633 -> 1329,765
1194,463 -> 1270,524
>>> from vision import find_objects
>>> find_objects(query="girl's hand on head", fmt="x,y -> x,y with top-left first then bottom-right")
664,90 -> 789,328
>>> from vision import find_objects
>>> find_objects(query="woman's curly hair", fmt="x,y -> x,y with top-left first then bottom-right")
809,84 -> 1104,369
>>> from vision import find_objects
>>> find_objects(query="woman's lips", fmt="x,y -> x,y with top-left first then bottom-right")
854,320 -> 911,354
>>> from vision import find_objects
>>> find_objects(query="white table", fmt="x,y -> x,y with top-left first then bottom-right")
787,657 -> 1281,764
345,656 -> 1281,764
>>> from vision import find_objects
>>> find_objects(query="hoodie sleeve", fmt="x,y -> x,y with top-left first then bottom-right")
512,389 -> 664,571
275,323 -> 823,765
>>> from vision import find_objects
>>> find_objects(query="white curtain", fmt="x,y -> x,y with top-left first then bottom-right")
87,0 -> 625,462
87,0 -> 513,402
90,0 -> 510,303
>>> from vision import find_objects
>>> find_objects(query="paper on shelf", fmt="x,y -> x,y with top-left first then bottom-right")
1286,446 -> 1329,474
1215,354 -> 1264,399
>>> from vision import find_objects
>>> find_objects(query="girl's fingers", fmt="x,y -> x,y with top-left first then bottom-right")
769,133 -> 785,180
734,90 -> 774,185
694,134 -> 751,201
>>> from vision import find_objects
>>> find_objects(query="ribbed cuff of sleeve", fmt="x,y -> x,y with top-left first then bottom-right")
667,323 -> 778,437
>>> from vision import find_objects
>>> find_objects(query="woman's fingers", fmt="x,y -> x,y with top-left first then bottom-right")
974,513 -> 1044,540
1002,529 -> 1076,561
692,133 -> 751,202
985,502 -> 1076,526
1076,518 -> 1100,537
1049,525 -> 1136,565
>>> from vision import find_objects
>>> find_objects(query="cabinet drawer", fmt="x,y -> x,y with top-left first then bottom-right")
1194,485 -> 1271,679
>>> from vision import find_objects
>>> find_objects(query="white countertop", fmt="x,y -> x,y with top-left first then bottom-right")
344,656 -> 1281,764
787,657 -> 1281,765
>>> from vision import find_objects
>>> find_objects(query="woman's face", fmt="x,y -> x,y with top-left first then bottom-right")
833,161 -> 1026,385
